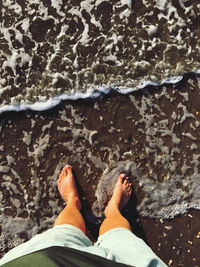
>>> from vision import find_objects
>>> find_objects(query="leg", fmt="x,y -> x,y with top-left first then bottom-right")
99,174 -> 132,236
0,165 -> 90,266
54,165 -> 86,234
97,175 -> 167,266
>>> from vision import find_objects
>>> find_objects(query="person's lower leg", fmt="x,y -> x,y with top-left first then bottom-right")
99,205 -> 131,235
99,174 -> 132,236
54,198 -> 86,233
54,165 -> 86,234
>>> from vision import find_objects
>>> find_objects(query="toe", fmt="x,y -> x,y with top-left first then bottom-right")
59,171 -> 64,179
118,173 -> 126,183
127,183 -> 132,190
61,167 -> 67,175
127,186 -> 132,193
127,183 -> 132,188
66,165 -> 72,174
66,164 -> 72,170
124,177 -> 129,185
62,165 -> 73,176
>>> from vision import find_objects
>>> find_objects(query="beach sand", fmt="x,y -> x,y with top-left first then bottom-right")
1,73 -> 200,266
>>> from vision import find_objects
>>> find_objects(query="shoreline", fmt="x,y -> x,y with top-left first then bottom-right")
1,71 -> 200,115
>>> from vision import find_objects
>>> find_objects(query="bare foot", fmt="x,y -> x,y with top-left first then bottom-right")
57,165 -> 81,209
105,173 -> 132,216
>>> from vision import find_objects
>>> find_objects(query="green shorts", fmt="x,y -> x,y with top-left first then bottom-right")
0,225 -> 166,267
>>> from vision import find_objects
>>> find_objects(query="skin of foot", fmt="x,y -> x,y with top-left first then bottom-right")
105,173 -> 132,216
57,165 -> 81,210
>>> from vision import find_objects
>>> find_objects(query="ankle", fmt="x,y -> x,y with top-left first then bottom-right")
67,196 -> 81,210
105,202 -> 119,218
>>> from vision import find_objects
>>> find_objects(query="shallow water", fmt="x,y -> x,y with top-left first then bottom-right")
0,0 -> 200,111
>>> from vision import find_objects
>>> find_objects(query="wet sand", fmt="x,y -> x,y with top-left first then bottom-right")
1,73 -> 200,266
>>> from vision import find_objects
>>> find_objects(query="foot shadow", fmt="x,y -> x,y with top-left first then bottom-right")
121,191 -> 148,244
72,171 -> 100,242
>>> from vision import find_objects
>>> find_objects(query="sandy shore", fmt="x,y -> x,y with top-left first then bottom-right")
0,73 -> 200,266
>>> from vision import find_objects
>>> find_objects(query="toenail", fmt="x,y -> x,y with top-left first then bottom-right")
65,164 -> 70,168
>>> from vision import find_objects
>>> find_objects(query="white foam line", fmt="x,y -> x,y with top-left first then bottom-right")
0,71 -> 199,115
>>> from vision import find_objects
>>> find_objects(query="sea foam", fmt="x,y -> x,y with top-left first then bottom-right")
1,0 -> 200,113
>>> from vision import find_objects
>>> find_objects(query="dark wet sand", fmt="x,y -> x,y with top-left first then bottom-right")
1,73 -> 200,266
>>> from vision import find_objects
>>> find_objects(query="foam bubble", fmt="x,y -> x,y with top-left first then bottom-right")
92,161 -> 142,217
0,0 -> 200,112
93,164 -> 200,219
